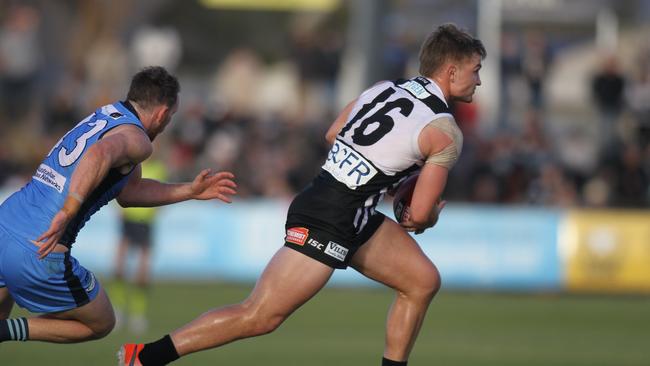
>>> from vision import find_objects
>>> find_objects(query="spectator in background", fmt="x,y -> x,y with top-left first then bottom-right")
527,162 -> 577,207
130,25 -> 182,73
0,145 -> 19,188
383,32 -> 413,80
83,30 -> 130,108
110,157 -> 168,334
521,30 -> 551,111
169,101 -> 208,181
582,166 -> 615,207
498,31 -> 521,130
0,4 -> 42,123
210,48 -> 262,118
290,28 -> 342,122
591,55 -> 626,161
626,52 -> 650,149
43,76 -> 83,136
613,143 -> 648,207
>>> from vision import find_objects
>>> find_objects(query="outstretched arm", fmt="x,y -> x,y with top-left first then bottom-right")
117,168 -> 237,208
34,125 -> 153,258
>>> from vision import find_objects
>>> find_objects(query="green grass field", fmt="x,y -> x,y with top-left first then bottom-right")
3,282 -> 649,366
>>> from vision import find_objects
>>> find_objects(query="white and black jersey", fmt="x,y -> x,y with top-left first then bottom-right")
285,77 -> 456,268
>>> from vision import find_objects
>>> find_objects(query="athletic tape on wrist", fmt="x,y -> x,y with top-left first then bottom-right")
69,191 -> 84,203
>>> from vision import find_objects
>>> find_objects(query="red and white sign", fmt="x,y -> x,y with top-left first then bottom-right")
286,227 -> 309,246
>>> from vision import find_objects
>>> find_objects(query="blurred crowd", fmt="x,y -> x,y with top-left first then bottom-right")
0,2 -> 648,208
447,30 -> 650,209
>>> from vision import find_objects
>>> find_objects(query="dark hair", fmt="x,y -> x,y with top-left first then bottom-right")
419,23 -> 486,77
126,66 -> 180,109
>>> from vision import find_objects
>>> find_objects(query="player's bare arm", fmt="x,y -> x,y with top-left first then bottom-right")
116,166 -> 237,208
401,117 -> 460,232
33,125 -> 152,258
325,80 -> 391,144
404,164 -> 448,233
325,99 -> 357,145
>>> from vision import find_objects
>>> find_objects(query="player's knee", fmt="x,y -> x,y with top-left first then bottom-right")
424,265 -> 442,296
240,301 -> 287,336
409,265 -> 441,301
251,313 -> 285,336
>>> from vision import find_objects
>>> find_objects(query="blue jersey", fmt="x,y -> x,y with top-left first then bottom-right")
0,101 -> 145,248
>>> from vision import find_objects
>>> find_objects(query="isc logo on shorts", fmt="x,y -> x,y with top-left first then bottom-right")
322,140 -> 377,190
286,227 -> 309,246
307,238 -> 324,250
324,241 -> 348,262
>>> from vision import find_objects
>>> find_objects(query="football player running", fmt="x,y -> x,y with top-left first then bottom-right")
120,24 -> 484,366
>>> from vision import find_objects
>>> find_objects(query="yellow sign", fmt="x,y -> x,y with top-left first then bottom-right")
200,0 -> 341,12
122,160 -> 168,223
560,210 -> 650,293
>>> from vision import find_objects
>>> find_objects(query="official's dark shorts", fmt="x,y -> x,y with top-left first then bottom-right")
284,213 -> 385,269
122,220 -> 152,248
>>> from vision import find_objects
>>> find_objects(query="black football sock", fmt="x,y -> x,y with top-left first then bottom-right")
139,334 -> 180,365
382,357 -> 407,366
0,318 -> 29,342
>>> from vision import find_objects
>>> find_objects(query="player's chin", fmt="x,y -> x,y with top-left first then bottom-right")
454,93 -> 474,103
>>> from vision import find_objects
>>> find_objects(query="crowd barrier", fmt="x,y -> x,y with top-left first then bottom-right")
2,189 -> 648,293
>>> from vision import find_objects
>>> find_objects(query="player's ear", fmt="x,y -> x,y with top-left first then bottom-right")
153,104 -> 169,122
448,63 -> 457,83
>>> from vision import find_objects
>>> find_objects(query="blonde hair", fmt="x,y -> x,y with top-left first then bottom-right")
419,23 -> 486,77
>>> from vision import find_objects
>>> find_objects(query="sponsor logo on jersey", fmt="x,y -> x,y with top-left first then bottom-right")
308,238 -> 324,250
324,241 -> 348,262
33,164 -> 67,193
286,227 -> 309,246
322,139 -> 378,189
100,104 -> 122,118
399,79 -> 431,100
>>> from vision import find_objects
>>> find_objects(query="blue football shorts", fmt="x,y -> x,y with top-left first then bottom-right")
0,226 -> 101,313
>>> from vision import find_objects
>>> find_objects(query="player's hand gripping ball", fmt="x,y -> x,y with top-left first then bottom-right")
393,173 -> 443,230
392,173 -> 419,223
